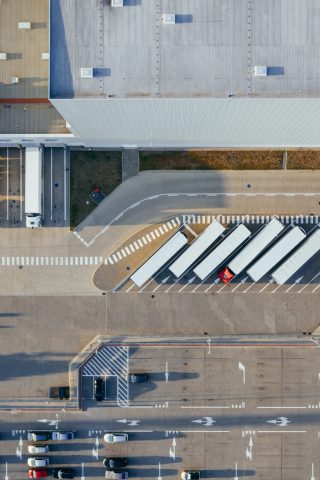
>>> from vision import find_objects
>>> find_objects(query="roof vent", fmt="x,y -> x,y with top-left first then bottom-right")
254,66 -> 267,77
80,67 -> 94,78
18,22 -> 31,29
162,14 -> 176,24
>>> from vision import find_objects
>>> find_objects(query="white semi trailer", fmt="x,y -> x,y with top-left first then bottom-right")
271,228 -> 320,285
218,218 -> 284,283
168,220 -> 225,278
131,231 -> 188,287
247,226 -> 306,282
25,147 -> 43,228
193,224 -> 251,280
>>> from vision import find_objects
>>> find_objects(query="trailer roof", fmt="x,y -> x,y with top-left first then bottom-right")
130,231 -> 188,287
247,226 -> 306,282
228,218 -> 284,275
271,229 -> 320,285
194,224 -> 251,281
169,221 -> 225,278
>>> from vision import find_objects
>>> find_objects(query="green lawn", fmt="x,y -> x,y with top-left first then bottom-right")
70,150 -> 122,229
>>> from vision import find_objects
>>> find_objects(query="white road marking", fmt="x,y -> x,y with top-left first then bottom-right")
50,148 -> 53,220
6,147 -> 9,221
63,147 -> 67,221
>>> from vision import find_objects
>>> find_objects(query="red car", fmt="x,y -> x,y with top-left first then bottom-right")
29,469 -> 48,478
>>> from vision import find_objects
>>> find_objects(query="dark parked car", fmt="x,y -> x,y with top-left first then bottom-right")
49,386 -> 70,400
129,373 -> 148,383
103,458 -> 128,469
181,472 -> 200,480
27,432 -> 51,442
52,469 -> 75,479
94,377 -> 104,401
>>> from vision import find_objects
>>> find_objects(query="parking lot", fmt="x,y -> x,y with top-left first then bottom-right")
1,338 -> 320,480
0,147 -> 69,228
115,215 -> 320,295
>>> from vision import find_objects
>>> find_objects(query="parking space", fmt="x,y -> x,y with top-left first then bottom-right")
115,216 -> 320,295
0,147 -> 24,226
0,147 -> 69,228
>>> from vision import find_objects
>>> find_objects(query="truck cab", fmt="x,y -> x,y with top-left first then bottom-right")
218,267 -> 234,283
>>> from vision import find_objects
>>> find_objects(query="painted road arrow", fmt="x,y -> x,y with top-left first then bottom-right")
117,419 -> 140,426
192,417 -> 216,427
266,416 -> 290,427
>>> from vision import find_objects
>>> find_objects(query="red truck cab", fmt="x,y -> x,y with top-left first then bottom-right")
218,267 -> 234,283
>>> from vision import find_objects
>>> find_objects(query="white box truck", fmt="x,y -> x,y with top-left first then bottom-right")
131,231 -> 188,287
168,220 -> 225,278
193,224 -> 251,280
247,226 -> 306,282
218,218 -> 284,283
271,228 -> 320,285
25,147 -> 43,228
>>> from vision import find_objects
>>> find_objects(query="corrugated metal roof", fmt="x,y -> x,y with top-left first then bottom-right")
50,97 -> 320,147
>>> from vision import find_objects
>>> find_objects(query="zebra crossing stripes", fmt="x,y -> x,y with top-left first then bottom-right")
182,214 -> 319,225
105,216 -> 181,265
0,256 -> 103,267
82,345 -> 129,407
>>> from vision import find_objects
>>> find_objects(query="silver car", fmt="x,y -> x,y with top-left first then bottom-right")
105,472 -> 128,480
51,431 -> 74,441
28,445 -> 49,454
27,458 -> 49,467
104,433 -> 128,444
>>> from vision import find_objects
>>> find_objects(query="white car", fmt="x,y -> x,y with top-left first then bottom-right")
105,472 -> 128,480
28,445 -> 49,454
104,433 -> 128,444
27,458 -> 49,468
51,431 -> 74,441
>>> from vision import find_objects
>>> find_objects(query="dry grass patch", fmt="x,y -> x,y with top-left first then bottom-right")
140,150 -> 283,171
287,151 -> 320,170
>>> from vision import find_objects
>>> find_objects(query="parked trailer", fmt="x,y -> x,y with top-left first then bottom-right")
218,218 -> 284,283
193,224 -> 251,281
25,146 -> 43,228
168,220 -> 225,278
271,228 -> 320,285
247,226 -> 306,282
130,231 -> 188,287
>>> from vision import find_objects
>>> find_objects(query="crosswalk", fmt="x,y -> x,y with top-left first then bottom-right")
0,256 -> 103,266
182,214 -> 319,225
105,216 -> 181,265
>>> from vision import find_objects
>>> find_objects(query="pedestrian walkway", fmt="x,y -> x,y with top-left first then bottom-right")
122,148 -> 139,182
0,256 -> 103,266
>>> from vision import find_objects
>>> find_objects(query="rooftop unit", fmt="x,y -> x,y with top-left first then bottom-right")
18,21 -> 31,29
80,67 -> 94,78
162,14 -> 176,24
254,66 -> 267,77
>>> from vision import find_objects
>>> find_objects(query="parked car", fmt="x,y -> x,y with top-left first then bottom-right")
103,458 -> 128,469
52,469 -> 75,479
49,386 -> 70,400
94,377 -> 104,401
27,432 -> 51,442
28,469 -> 48,478
51,431 -> 74,441
104,433 -> 128,444
181,472 -> 200,480
129,373 -> 148,383
28,445 -> 49,454
27,458 -> 49,468
105,471 -> 128,480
